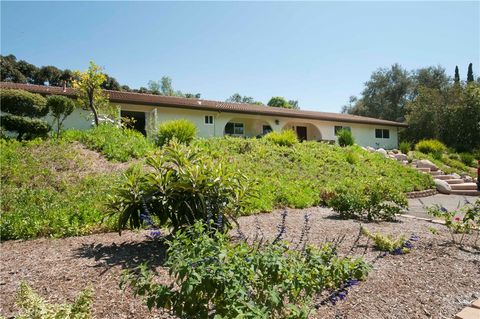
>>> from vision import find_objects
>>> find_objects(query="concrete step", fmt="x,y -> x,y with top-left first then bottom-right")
429,170 -> 444,176
455,306 -> 480,319
446,179 -> 466,184
450,183 -> 478,190
416,167 -> 431,173
449,189 -> 480,196
435,175 -> 455,180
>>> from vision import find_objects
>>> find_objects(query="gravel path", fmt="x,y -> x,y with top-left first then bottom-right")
1,207 -> 479,319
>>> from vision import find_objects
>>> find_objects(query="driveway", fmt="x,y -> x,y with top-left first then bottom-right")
407,194 -> 479,219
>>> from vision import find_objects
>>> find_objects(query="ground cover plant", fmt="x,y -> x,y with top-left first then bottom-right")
63,124 -> 156,162
361,227 -> 416,254
194,138 -> 433,212
0,138 -> 121,240
8,282 -> 93,319
263,129 -> 298,146
121,220 -> 370,319
410,150 -> 475,176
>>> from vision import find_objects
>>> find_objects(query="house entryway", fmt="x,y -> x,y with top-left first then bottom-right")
296,126 -> 307,141
121,110 -> 146,136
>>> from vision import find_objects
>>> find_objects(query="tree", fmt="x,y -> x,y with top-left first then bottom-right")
227,93 -> 256,104
345,64 -> 412,121
161,76 -> 174,96
47,95 -> 76,137
467,63 -> 474,82
34,66 -> 63,86
0,55 -> 27,83
267,96 -> 298,109
73,61 -> 108,126
60,69 -> 74,87
148,80 -> 161,94
16,60 -> 38,83
102,75 -> 121,91
287,100 -> 299,109
454,66 -> 460,84
0,89 -> 50,140
412,66 -> 449,93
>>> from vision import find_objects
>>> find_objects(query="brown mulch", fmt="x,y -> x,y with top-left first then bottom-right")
1,208 -> 479,319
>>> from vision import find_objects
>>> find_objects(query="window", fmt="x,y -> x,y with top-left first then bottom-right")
225,122 -> 244,135
205,115 -> 214,125
375,129 -> 390,139
334,126 -> 351,135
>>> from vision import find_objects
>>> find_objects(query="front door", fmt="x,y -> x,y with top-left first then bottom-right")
296,126 -> 307,142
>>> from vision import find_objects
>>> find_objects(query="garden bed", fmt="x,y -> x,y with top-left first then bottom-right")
1,208 -> 479,318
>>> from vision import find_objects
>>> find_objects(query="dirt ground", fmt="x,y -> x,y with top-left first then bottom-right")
1,208 -> 479,319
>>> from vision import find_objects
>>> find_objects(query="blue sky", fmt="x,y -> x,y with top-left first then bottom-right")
1,1 -> 479,112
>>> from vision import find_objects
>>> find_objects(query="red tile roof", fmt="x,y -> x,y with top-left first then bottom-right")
0,82 -> 408,127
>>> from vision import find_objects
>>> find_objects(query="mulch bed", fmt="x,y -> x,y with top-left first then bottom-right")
1,208 -> 479,318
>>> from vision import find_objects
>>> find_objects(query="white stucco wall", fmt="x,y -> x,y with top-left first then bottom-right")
55,103 -> 399,149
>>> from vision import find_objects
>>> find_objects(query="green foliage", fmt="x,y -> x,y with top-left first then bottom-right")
73,61 -> 109,126
263,130 -> 298,147
337,129 -> 355,147
108,142 -> 252,233
327,183 -> 408,221
415,139 -> 446,158
399,141 -> 411,155
361,227 -> 411,254
194,138 -> 432,212
47,95 -> 76,137
267,96 -> 298,109
428,200 -> 479,247
13,281 -> 93,319
345,149 -> 359,165
411,151 -> 472,176
0,89 -> 51,140
459,152 -> 475,167
63,124 -> 155,162
0,139 -> 119,240
155,119 -> 197,147
121,221 -> 370,318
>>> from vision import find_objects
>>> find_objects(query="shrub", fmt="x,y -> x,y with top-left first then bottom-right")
327,183 -> 408,221
14,281 -> 93,319
108,142 -> 253,233
415,139 -> 446,158
47,95 -> 76,137
263,129 -> 298,146
0,89 -> 50,140
428,200 -> 479,246
156,119 -> 197,146
337,129 -> 355,147
121,221 -> 370,318
361,227 -> 415,254
399,141 -> 411,155
63,124 -> 155,162
459,152 -> 475,167
345,149 -> 359,165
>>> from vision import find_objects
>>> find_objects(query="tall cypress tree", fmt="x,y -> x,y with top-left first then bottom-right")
454,66 -> 460,83
467,63 -> 474,82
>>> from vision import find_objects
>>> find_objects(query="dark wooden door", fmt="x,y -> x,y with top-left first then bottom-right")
296,126 -> 307,141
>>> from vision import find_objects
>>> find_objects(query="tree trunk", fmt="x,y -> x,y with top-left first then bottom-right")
88,89 -> 99,126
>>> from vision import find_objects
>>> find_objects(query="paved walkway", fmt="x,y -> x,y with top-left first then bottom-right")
407,194 -> 478,219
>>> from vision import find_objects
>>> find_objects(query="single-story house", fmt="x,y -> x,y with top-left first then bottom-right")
0,82 -> 407,149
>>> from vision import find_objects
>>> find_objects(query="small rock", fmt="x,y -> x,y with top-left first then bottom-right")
376,148 -> 388,157
366,146 -> 375,152
451,173 -> 461,179
394,153 -> 408,161
434,179 -> 451,194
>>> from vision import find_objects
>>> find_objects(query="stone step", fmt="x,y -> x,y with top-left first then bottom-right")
449,189 -> 480,196
435,175 -> 455,180
429,170 -> 444,176
446,179 -> 466,184
472,299 -> 480,309
450,183 -> 478,190
455,306 -> 480,319
416,167 -> 431,173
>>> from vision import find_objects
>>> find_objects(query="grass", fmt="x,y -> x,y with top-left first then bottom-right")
0,138 -> 120,240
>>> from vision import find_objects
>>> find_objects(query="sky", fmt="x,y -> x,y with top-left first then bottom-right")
1,1 -> 479,113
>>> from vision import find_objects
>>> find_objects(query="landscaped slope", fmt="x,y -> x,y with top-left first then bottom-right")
195,137 -> 434,212
0,127 -> 434,240
0,139 -> 123,240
